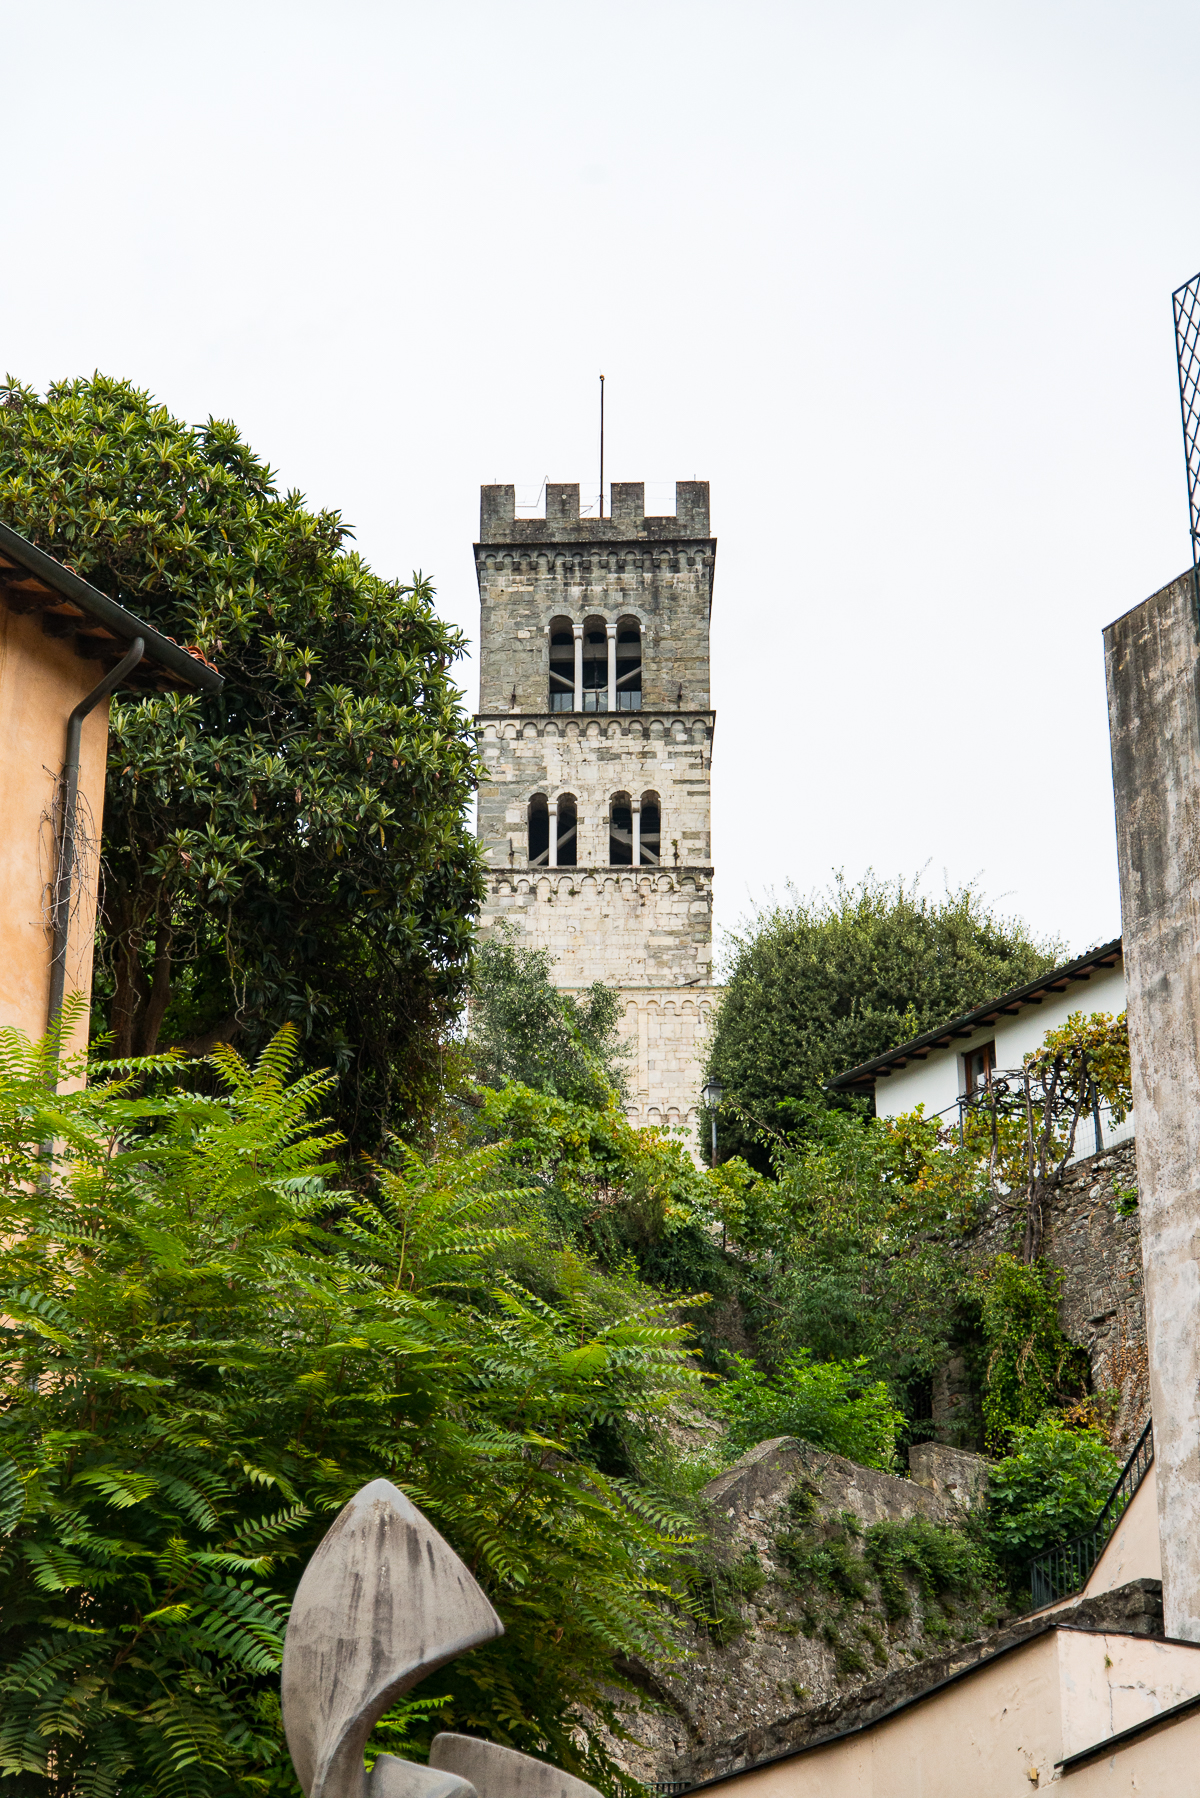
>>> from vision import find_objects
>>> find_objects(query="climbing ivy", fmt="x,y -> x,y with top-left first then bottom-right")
971,1255 -> 1090,1452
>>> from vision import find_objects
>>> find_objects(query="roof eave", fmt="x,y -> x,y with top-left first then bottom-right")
0,519 -> 223,694
827,937 -> 1124,1091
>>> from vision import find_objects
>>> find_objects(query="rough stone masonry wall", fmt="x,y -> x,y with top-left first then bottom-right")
481,865 -> 714,987
590,1438 -> 1001,1786
1045,1143 -> 1149,1454
613,986 -> 720,1134
475,482 -> 713,714
937,1142 -> 1149,1458
478,865 -> 717,1132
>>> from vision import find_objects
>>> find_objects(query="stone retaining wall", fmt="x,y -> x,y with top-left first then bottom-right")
935,1141 -> 1148,1457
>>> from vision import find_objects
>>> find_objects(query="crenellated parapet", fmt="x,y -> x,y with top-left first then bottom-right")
480,480 -> 711,543
475,481 -> 714,716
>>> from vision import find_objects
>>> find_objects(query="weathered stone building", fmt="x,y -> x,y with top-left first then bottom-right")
473,481 -> 719,1134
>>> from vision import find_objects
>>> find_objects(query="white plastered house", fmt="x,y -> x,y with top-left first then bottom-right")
827,937 -> 1128,1160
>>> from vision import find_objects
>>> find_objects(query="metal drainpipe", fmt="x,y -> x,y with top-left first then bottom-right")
45,637 -> 145,1081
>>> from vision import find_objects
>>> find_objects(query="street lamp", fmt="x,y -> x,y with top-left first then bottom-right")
701,1077 -> 724,1168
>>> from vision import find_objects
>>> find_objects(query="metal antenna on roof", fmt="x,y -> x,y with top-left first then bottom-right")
1172,271 -> 1200,624
598,373 -> 605,519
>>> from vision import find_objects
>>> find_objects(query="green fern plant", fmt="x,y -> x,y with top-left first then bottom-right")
0,1023 -> 702,1796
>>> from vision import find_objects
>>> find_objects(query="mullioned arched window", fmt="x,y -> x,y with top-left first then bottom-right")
548,617 -> 574,713
528,793 -> 550,865
609,792 -> 633,865
638,791 -> 661,865
615,617 -> 643,711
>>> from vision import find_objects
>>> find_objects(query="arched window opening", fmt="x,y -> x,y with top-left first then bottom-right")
639,791 -> 661,866
528,794 -> 550,866
548,617 -> 574,713
581,616 -> 608,712
556,794 -> 578,867
615,617 -> 643,712
609,792 -> 633,866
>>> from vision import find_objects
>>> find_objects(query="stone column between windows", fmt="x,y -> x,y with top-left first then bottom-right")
631,798 -> 641,867
548,798 -> 558,868
573,624 -> 583,712
606,623 -> 617,714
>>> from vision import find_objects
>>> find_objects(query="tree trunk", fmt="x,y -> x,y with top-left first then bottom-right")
1022,1177 -> 1046,1262
137,904 -> 174,1054
107,881 -> 172,1056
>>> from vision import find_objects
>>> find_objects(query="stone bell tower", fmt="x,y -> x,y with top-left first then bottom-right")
474,480 -> 718,1136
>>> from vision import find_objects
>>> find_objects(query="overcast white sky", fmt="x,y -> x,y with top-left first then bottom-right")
4,1 -> 1197,963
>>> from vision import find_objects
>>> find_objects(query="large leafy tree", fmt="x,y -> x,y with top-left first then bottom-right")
705,874 -> 1062,1166
0,376 -> 483,1145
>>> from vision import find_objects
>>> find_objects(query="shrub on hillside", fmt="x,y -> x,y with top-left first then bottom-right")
703,873 -> 1060,1168
983,1417 -> 1121,1576
714,1350 -> 904,1469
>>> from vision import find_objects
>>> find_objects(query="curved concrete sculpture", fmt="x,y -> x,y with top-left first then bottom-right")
370,1760 -> 479,1798
430,1734 -> 602,1798
281,1479 -> 503,1798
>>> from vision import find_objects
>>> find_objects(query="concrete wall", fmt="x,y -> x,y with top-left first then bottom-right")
0,604 -> 109,1059
1082,1464 -> 1161,1596
1105,567 -> 1200,1642
688,1627 -> 1200,1798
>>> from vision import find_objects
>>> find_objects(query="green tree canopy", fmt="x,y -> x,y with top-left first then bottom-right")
0,375 -> 483,1147
705,874 -> 1062,1166
466,935 -> 630,1108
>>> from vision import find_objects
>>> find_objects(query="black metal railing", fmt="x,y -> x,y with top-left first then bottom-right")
648,1784 -> 689,1794
1027,1415 -> 1154,1609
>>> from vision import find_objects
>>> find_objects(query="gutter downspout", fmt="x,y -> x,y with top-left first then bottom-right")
46,637 -> 145,1082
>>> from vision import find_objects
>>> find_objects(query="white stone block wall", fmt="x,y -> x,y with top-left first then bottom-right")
480,868 -> 714,987
615,986 -> 720,1137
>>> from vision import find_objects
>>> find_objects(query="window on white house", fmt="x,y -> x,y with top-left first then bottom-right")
964,1041 -> 995,1093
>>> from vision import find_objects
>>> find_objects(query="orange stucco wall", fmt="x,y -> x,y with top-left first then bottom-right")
0,605 -> 111,1059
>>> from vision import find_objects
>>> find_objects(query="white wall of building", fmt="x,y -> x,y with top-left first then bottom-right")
872,956 -> 1127,1157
